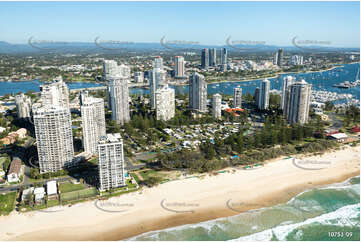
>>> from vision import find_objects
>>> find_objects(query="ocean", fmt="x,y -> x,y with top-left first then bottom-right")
130,176 -> 360,241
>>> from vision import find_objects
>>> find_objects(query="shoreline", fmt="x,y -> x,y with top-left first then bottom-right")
169,64 -> 344,86
0,145 -> 359,241
0,63 -> 346,87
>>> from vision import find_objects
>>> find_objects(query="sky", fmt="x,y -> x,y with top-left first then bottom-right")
0,1 -> 359,47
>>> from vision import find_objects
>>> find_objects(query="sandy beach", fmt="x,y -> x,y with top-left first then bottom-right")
1,145 -> 359,241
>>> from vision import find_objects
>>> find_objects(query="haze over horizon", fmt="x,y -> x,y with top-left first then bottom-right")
0,1 -> 359,48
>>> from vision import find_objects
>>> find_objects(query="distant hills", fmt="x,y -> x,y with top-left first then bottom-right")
0,41 -> 358,54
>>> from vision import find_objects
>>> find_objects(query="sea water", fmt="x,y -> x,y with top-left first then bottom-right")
130,176 -> 360,241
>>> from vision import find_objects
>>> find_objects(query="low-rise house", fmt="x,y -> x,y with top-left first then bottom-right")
351,126 -> 360,134
7,157 -> 22,183
163,128 -> 173,135
34,187 -> 45,204
182,141 -> 192,148
329,133 -> 348,142
0,128 -> 27,145
46,181 -> 58,199
15,128 -> 27,139
21,187 -> 34,203
1,135 -> 16,145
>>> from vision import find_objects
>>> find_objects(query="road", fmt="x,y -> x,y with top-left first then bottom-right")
0,137 -> 177,194
0,176 -> 73,193
22,137 -> 36,186
124,156 -> 146,171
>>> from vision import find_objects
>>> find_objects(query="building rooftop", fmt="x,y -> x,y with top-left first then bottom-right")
21,187 -> 34,201
99,133 -> 122,144
8,158 -> 21,175
34,187 -> 45,195
32,105 -> 68,115
330,133 -> 348,139
47,181 -> 57,195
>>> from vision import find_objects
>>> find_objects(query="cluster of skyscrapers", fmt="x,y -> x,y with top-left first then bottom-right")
27,74 -> 126,191
290,55 -> 304,66
149,56 -> 176,121
18,52 -> 312,192
201,48 -> 228,69
255,75 -> 312,124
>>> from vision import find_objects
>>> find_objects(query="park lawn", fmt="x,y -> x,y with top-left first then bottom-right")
100,183 -> 139,199
61,187 -> 98,202
59,182 -> 85,193
130,172 -> 141,184
140,169 -> 169,180
0,192 -> 16,216
126,179 -> 137,189
139,170 -> 171,186
47,199 -> 60,207
139,170 -> 159,180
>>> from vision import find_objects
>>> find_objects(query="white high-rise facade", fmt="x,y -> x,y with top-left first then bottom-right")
220,48 -> 228,65
276,48 -> 283,67
285,80 -> 312,124
34,77 -> 74,174
98,133 -> 125,191
103,60 -> 131,80
109,77 -> 130,125
201,48 -> 209,69
15,93 -> 32,118
212,93 -> 222,119
155,85 -> 175,121
154,56 -> 163,69
257,79 -> 270,110
81,92 -> 106,155
290,55 -> 304,65
209,48 -> 217,67
233,88 -> 242,108
150,57 -> 167,109
33,106 -> 75,173
281,76 -> 296,110
134,72 -> 144,83
40,76 -> 70,111
189,72 -> 208,112
104,60 -> 131,110
103,60 -> 118,80
174,56 -> 185,78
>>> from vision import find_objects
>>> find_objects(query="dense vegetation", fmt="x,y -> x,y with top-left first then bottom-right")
157,113 -> 335,173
